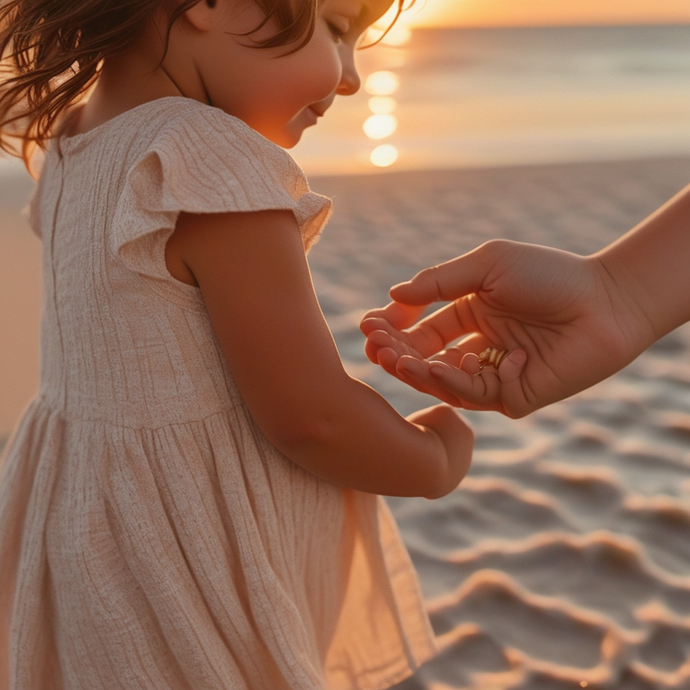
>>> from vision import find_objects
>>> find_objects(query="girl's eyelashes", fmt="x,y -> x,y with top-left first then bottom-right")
326,17 -> 353,41
326,22 -> 343,40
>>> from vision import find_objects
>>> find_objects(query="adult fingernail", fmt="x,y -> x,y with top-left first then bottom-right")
389,282 -> 410,295
429,362 -> 448,377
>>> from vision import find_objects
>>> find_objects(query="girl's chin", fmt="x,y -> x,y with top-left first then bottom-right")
272,131 -> 304,149
255,126 -> 302,149
278,137 -> 300,149
262,112 -> 318,148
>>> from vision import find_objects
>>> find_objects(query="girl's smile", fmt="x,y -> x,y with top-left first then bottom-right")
68,0 -> 397,147
169,0 -> 397,146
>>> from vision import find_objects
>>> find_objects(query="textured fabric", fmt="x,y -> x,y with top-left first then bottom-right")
0,98 -> 437,690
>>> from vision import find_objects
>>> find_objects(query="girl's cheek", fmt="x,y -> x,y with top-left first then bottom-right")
308,35 -> 347,95
324,55 -> 347,97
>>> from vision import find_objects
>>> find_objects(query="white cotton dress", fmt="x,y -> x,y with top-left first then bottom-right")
0,98 -> 437,690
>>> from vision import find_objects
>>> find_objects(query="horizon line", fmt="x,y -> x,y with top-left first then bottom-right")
403,20 -> 690,29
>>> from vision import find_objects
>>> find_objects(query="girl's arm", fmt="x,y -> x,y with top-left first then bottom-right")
166,209 -> 473,498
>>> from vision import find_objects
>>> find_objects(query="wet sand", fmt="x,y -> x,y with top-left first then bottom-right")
2,155 -> 690,688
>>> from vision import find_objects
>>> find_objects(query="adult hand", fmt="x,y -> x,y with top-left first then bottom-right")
361,239 -> 651,417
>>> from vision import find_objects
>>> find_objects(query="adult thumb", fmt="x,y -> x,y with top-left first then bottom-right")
389,242 -> 504,306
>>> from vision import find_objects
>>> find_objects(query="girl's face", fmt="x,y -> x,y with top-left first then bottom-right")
182,0 -> 396,147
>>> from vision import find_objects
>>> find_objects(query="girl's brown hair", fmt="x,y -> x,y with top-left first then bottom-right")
0,0 -> 407,168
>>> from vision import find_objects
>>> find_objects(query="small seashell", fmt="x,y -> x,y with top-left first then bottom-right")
477,347 -> 508,371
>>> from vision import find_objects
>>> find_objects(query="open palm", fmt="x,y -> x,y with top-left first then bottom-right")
361,240 -> 651,417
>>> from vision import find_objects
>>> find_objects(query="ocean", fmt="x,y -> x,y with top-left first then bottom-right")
291,24 -> 690,175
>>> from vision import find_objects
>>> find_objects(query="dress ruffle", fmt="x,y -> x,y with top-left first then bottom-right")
110,101 -> 331,301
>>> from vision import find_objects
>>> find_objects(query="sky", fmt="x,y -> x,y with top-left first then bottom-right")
397,0 -> 690,28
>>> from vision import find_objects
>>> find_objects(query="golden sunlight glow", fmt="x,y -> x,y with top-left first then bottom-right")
364,70 -> 400,96
364,71 -> 400,96
370,144 -> 399,168
392,0 -> 690,28
380,23 -> 413,46
363,114 -> 398,140
368,96 -> 397,115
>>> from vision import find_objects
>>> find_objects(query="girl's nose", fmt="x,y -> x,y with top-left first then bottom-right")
337,49 -> 361,96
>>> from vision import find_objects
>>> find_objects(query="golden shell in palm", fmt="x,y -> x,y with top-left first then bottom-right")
477,347 -> 508,371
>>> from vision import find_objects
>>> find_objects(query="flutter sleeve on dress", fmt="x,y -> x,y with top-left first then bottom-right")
111,104 -> 332,288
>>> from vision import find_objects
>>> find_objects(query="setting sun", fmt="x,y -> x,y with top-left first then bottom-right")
393,0 -> 690,28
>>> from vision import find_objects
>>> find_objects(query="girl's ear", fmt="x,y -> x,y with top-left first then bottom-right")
182,0 -> 217,32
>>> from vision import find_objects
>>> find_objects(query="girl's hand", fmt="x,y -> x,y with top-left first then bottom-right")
361,240 -> 652,418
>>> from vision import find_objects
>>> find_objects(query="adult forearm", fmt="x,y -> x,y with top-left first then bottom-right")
595,183 -> 690,344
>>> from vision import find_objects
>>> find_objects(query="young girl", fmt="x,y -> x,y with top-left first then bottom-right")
0,0 -> 475,688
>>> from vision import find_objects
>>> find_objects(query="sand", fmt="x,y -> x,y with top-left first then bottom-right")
308,157 -> 690,690
2,155 -> 690,688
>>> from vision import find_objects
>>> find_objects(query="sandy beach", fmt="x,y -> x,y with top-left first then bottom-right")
307,157 -> 690,690
2,154 -> 690,688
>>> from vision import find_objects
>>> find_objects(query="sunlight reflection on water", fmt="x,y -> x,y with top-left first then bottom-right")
290,24 -> 690,176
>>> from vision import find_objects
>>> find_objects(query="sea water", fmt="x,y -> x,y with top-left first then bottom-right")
291,24 -> 690,174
